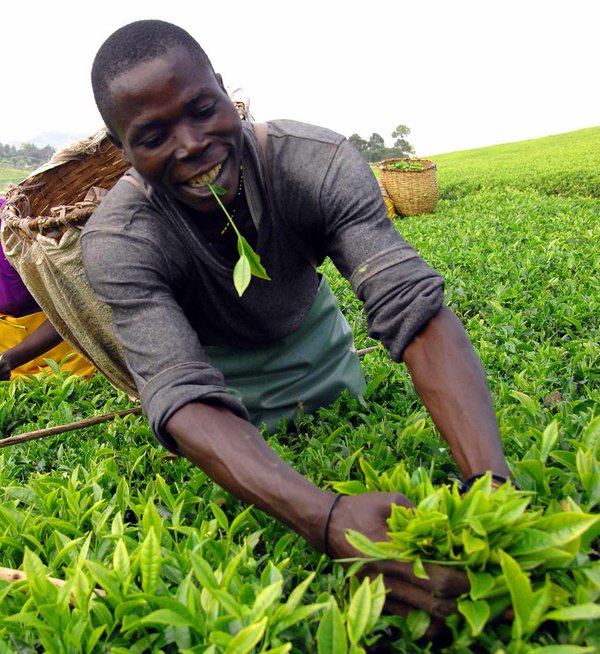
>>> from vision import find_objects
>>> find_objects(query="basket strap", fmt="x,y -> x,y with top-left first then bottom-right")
122,174 -> 148,196
253,122 -> 272,198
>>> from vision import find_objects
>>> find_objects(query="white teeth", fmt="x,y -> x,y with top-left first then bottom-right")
186,163 -> 222,188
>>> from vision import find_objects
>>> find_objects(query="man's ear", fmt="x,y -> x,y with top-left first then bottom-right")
106,128 -> 129,162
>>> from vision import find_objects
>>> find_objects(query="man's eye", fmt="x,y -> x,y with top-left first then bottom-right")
194,102 -> 216,119
141,133 -> 166,148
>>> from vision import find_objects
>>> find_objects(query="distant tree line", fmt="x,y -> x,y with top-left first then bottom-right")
348,124 -> 415,163
0,142 -> 55,169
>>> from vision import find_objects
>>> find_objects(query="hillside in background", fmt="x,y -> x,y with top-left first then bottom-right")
3,125 -> 600,198
430,126 -> 600,200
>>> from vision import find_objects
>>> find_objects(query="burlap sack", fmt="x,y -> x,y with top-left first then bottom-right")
0,220 -> 137,397
0,132 -> 137,397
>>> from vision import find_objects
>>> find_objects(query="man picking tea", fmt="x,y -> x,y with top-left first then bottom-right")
82,19 -> 513,620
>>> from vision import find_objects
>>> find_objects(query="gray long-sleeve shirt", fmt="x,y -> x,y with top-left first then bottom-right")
81,119 -> 444,441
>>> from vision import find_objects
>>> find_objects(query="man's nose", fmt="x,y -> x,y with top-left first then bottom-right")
173,122 -> 208,160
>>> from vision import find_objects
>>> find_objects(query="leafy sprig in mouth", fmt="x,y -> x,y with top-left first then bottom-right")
208,183 -> 271,296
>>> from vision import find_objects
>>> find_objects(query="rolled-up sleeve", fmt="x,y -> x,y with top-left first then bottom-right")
349,242 -> 445,360
319,139 -> 445,360
81,215 -> 248,451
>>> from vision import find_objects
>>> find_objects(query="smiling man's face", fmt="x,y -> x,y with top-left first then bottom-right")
106,45 -> 243,215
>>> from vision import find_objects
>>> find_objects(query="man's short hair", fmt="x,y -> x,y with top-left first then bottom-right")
91,19 -> 214,129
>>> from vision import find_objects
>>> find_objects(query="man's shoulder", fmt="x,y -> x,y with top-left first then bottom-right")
82,174 -> 156,238
258,119 -> 349,187
265,119 -> 346,147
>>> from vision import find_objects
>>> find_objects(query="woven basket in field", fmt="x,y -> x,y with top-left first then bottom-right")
379,158 -> 439,217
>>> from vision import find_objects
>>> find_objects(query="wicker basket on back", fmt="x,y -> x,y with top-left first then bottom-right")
379,158 -> 439,217
3,129 -> 129,237
1,129 -> 137,396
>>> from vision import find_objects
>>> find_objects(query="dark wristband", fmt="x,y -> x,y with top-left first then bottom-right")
323,494 -> 343,557
461,473 -> 521,492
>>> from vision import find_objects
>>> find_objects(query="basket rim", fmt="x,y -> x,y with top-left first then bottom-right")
378,157 -> 436,172
0,129 -> 129,236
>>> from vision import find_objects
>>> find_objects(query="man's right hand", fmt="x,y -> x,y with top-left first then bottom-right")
326,493 -> 470,620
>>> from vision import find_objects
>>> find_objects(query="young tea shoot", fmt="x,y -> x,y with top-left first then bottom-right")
208,183 -> 270,296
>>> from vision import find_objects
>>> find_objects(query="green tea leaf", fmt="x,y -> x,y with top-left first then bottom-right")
273,603 -> 327,635
467,570 -> 499,600
224,616 -> 268,654
413,556 -> 430,580
540,421 -> 559,463
345,529 -> 397,559
406,609 -> 430,640
330,481 -> 368,495
281,572 -> 316,614
210,587 -> 244,619
535,512 -> 599,545
365,575 -> 386,634
347,576 -> 371,645
509,390 -> 539,416
189,551 -> 219,590
252,580 -> 283,619
140,526 -> 161,595
458,598 -> 490,636
85,560 -> 122,599
238,236 -> 270,281
582,415 -> 600,455
23,548 -> 53,602
545,603 -> 600,621
317,599 -> 348,654
113,539 -> 130,579
500,550 -> 533,640
209,501 -> 229,531
261,646 -> 292,654
234,254 -> 252,296
228,504 -> 255,541
137,608 -> 197,629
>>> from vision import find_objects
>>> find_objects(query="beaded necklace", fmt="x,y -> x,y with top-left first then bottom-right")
220,165 -> 244,236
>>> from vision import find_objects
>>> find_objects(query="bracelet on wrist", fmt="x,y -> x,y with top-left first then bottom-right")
323,494 -> 342,558
461,472 -> 521,492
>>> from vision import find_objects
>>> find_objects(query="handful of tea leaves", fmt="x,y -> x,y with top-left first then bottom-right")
383,160 -> 425,172
336,464 -> 600,645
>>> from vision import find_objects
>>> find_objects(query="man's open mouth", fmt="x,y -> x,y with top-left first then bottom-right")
185,163 -> 222,188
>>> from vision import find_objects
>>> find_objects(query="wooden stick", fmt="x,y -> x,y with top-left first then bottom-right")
0,407 -> 142,448
357,345 -> 383,356
0,566 -> 106,597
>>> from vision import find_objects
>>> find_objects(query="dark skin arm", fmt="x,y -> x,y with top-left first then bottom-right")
0,319 -> 63,380
401,305 -> 511,479
167,303 -> 508,617
167,403 -> 468,618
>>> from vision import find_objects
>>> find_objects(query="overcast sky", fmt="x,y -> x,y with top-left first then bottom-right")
2,0 -> 598,155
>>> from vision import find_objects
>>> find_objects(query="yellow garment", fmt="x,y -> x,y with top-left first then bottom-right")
0,311 -> 95,379
377,178 -> 396,218
383,196 -> 395,219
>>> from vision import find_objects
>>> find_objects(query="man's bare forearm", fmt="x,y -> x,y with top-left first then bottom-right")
166,403 -> 333,549
402,306 -> 510,479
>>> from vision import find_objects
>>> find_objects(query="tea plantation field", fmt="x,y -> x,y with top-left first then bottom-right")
0,165 -> 30,194
0,127 -> 598,652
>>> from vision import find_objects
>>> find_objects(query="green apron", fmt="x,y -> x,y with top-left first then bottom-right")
205,276 -> 365,431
